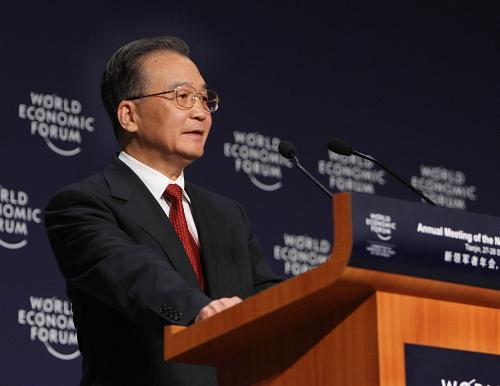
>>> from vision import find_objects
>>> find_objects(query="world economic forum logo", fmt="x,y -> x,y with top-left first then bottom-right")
223,131 -> 293,191
365,212 -> 397,258
440,378 -> 495,386
273,233 -> 331,276
18,296 -> 80,360
411,165 -> 478,210
0,184 -> 41,250
318,150 -> 386,194
18,91 -> 96,156
365,212 -> 396,241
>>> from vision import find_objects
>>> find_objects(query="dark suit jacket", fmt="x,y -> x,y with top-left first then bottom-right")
44,157 -> 282,386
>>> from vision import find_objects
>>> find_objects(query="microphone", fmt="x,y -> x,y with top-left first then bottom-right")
327,136 -> 437,206
279,140 -> 333,199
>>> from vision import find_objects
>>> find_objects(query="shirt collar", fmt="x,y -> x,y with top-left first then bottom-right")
118,151 -> 191,203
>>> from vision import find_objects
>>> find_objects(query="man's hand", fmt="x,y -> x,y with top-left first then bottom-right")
195,296 -> 242,322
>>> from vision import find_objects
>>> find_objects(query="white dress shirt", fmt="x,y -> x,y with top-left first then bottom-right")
118,151 -> 199,244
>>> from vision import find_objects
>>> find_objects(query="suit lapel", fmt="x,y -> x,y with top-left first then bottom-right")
103,157 -> 200,288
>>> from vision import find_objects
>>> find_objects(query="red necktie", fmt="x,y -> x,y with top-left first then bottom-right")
164,184 -> 205,290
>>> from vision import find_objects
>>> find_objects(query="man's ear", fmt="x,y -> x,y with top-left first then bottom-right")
117,100 -> 139,133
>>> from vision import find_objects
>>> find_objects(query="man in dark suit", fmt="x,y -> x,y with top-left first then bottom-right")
44,36 -> 282,386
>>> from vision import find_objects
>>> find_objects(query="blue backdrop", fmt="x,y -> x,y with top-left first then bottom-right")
1,2 -> 499,384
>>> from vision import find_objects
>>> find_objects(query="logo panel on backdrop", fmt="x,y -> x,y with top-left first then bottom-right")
224,130 -> 293,191
273,233 -> 331,276
0,185 -> 42,250
411,165 -> 478,210
17,295 -> 80,360
18,91 -> 96,156
318,150 -> 386,194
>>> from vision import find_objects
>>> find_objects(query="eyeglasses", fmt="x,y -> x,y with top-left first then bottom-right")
127,85 -> 220,113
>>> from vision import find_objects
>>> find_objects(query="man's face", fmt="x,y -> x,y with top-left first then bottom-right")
127,51 -> 212,170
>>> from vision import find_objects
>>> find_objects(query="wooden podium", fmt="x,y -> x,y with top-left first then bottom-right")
164,193 -> 500,385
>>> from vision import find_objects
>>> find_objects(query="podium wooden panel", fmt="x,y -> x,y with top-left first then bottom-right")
164,193 -> 500,385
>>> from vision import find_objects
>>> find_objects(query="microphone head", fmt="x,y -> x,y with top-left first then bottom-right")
278,140 -> 296,159
327,136 -> 353,156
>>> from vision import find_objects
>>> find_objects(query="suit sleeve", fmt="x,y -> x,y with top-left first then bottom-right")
44,187 -> 212,330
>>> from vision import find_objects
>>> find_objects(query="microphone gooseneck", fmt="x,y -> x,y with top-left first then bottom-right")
279,140 -> 333,199
327,136 -> 437,206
